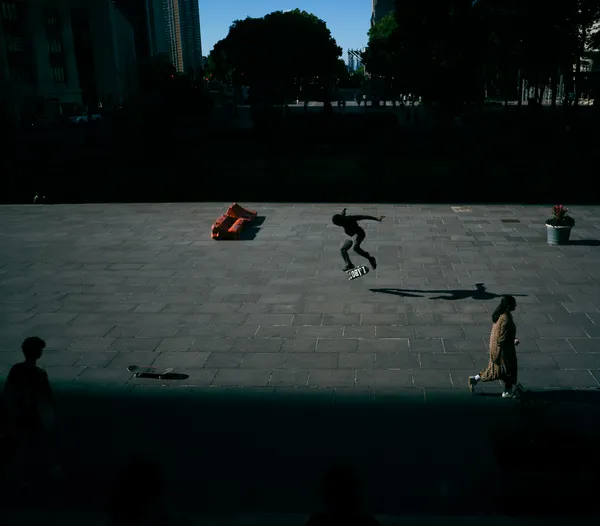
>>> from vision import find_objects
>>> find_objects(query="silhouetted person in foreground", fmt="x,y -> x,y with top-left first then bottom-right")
469,296 -> 521,398
307,464 -> 379,526
332,208 -> 384,272
3,336 -> 60,489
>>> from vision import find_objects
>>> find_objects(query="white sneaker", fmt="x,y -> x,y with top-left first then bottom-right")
468,376 -> 477,393
502,392 -> 513,399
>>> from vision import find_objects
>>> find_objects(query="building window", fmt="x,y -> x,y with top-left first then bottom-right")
0,0 -> 18,22
52,66 -> 65,83
6,36 -> 21,51
2,1 -> 34,83
48,38 -> 62,53
44,7 -> 60,27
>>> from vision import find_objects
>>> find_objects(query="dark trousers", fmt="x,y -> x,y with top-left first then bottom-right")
340,231 -> 371,266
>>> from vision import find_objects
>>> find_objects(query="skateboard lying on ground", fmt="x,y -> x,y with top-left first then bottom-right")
346,265 -> 370,281
128,365 -> 175,379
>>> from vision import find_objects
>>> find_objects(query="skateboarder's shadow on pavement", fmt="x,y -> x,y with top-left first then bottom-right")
371,283 -> 527,301
369,288 -> 423,298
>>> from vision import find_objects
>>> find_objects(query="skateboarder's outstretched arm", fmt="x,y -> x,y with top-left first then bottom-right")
347,214 -> 385,222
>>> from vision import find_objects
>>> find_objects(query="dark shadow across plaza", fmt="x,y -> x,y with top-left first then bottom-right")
371,283 -> 528,301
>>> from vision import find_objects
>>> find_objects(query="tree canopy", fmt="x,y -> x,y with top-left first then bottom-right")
208,9 -> 342,97
361,0 -> 600,107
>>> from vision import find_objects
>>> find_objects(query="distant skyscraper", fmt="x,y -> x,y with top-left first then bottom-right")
371,0 -> 395,26
148,0 -> 202,73
347,49 -> 363,72
347,50 -> 355,72
180,0 -> 202,73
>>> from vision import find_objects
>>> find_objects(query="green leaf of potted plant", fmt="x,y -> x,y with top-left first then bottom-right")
546,205 -> 575,245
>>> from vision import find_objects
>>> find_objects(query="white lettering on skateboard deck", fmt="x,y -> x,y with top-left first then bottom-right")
347,266 -> 369,281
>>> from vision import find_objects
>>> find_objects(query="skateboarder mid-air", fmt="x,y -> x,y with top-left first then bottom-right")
332,208 -> 384,272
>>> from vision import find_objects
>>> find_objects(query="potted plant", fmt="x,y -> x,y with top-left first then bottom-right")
546,205 -> 575,245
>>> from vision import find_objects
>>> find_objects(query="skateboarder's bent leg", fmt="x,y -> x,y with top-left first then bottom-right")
340,238 -> 354,270
353,231 -> 377,269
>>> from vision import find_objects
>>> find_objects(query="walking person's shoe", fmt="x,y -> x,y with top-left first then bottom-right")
368,256 -> 377,270
502,391 -> 514,399
342,264 -> 355,272
468,376 -> 478,393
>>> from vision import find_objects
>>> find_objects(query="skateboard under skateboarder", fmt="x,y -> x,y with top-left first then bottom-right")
331,208 -> 384,272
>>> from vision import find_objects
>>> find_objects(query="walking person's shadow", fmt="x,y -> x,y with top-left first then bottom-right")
371,283 -> 527,301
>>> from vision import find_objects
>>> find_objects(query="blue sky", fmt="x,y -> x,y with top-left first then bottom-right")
199,0 -> 371,62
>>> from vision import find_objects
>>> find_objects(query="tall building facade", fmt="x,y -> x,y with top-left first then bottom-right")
149,0 -> 201,74
371,0 -> 395,26
0,0 -> 138,125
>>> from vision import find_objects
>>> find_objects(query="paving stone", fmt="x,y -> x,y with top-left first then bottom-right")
295,326 -> 343,338
44,366 -> 86,382
359,338 -> 409,352
413,370 -> 453,388
435,313 -> 477,325
153,352 -> 211,368
39,351 -> 83,367
533,338 -> 575,352
64,324 -> 117,337
178,324 -> 258,338
154,338 -> 197,352
73,352 -> 118,367
375,326 -> 416,338
307,369 -> 354,388
322,314 -> 362,326
415,326 -> 466,339
338,353 -> 375,369
535,325 -> 589,338
583,324 -> 600,337
107,351 -> 158,368
251,323 -> 299,338
344,303 -> 377,314
356,369 -> 413,388
76,367 -> 133,384
204,353 -> 244,368
231,338 -> 284,353
551,353 -> 600,370
245,314 -> 294,326
342,325 -> 376,338
285,353 -> 338,369
462,326 -> 492,339
406,313 -> 437,326
316,338 -> 357,353
412,302 -> 458,313
360,313 -> 407,325
269,369 -> 309,387
408,339 -> 444,353
419,353 -> 475,370
107,325 -> 144,338
442,338 -> 487,353
237,352 -> 287,368
212,369 -> 272,387
567,338 -> 600,353
375,352 -> 419,369
169,368 -> 218,386
281,338 -> 317,353
291,314 -> 324,325
519,370 -> 599,388
105,337 -> 161,352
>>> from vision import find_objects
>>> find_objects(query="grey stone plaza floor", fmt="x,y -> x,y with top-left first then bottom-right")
1,203 -> 600,520
1,203 -> 599,393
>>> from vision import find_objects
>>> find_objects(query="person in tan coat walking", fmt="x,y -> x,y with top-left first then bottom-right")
468,295 -> 520,398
